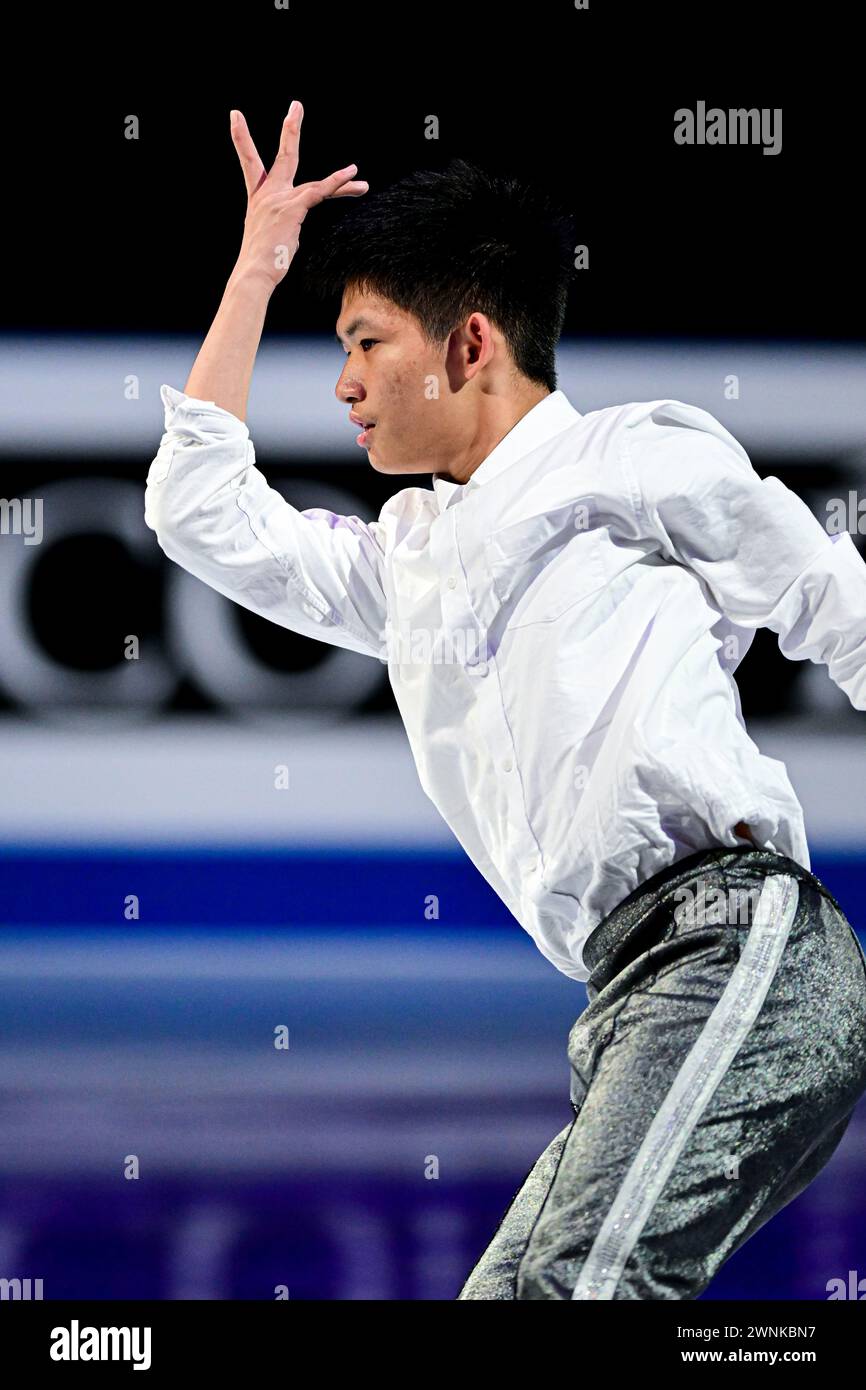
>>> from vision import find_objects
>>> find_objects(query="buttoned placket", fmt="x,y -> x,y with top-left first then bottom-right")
442,494 -> 546,887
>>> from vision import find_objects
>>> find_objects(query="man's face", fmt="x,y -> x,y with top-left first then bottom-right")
334,286 -> 463,476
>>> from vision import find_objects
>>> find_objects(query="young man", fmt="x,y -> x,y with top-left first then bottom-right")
144,103 -> 866,1300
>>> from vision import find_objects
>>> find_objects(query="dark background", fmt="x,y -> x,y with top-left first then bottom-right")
13,6 -> 849,341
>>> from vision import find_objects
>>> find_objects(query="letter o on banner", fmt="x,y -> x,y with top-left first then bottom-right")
0,478 -> 175,724
165,480 -> 385,723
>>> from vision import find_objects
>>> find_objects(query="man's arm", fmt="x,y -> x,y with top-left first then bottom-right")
144,384 -> 389,658
619,400 -> 866,710
183,103 -> 366,420
144,103 -> 388,659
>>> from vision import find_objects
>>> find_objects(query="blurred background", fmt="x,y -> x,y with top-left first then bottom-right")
1,14 -> 864,1298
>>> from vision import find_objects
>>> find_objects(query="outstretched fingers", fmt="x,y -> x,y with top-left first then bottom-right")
330,177 -> 370,198
269,101 -> 304,185
231,102 -> 368,210
298,165 -> 370,205
230,110 -> 267,199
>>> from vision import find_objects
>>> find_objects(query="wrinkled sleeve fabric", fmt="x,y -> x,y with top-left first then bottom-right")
619,400 -> 866,711
144,384 -> 389,660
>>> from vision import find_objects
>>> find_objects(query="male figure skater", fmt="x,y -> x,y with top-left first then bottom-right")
144,103 -> 866,1299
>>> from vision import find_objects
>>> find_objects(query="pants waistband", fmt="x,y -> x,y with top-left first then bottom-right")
581,845 -> 842,977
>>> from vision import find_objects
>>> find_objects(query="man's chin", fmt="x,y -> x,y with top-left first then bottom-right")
368,449 -> 400,475
367,449 -> 429,478
367,448 -> 388,473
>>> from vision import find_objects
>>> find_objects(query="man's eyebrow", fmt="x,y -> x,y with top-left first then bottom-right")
334,316 -> 376,347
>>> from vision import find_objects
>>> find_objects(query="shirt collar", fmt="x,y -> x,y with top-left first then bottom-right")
430,389 -> 581,510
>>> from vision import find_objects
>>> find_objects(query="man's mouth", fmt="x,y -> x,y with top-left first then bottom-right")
349,411 -> 376,447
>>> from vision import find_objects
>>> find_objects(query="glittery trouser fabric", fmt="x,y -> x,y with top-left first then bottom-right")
456,845 -> 866,1300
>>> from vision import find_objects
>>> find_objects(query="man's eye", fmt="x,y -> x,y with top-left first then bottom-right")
341,339 -> 378,356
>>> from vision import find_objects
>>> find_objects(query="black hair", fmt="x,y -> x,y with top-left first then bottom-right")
300,157 -> 575,393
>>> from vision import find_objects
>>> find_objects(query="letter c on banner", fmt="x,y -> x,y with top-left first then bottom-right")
0,478 -> 175,723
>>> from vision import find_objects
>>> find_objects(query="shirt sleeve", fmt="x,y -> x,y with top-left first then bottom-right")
619,400 -> 866,711
144,384 -> 389,660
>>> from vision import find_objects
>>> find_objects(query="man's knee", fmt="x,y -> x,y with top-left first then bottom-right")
515,1245 -> 570,1299
516,1223 -> 707,1300
515,1216 -> 594,1300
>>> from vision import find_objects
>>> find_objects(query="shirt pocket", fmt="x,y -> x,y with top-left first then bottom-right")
484,513 -> 607,627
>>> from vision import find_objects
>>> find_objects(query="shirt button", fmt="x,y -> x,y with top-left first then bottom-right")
502,758 -> 513,772
446,576 -> 457,589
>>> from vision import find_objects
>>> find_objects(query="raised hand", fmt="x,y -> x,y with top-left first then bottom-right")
229,102 -> 368,290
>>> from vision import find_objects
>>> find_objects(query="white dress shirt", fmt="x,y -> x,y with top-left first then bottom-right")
144,383 -> 866,982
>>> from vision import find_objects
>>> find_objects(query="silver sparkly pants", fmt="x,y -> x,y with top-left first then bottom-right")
457,845 -> 866,1300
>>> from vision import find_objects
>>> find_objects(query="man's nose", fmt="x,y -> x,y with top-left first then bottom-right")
335,371 -> 365,403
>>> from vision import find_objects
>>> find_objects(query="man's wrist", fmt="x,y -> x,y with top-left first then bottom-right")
225,260 -> 278,301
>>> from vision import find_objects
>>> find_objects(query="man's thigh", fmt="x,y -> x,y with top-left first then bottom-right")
456,1119 -> 575,1299
517,869 -> 866,1300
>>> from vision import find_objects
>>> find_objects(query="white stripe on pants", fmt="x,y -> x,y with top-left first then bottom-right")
571,874 -> 799,1300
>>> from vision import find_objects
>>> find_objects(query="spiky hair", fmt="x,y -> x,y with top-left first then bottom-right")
301,157 -> 575,392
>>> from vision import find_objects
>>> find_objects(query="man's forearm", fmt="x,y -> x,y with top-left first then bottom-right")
183,265 -> 274,422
